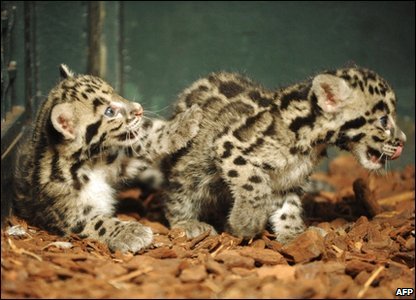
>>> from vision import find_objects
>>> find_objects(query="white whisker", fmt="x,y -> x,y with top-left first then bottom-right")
142,115 -> 165,124
386,157 -> 392,178
127,129 -> 142,157
377,151 -> 384,163
144,112 -> 166,120
145,104 -> 172,114
125,117 -> 152,157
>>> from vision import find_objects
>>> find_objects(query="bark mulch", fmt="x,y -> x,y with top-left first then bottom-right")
1,155 -> 414,299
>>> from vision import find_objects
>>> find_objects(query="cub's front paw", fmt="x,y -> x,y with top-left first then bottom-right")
173,220 -> 217,239
271,220 -> 305,244
107,222 -> 153,253
184,104 -> 203,138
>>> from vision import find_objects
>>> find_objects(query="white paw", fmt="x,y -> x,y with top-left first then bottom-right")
174,220 -> 217,239
107,222 -> 153,253
269,204 -> 305,244
274,229 -> 304,244
186,105 -> 203,138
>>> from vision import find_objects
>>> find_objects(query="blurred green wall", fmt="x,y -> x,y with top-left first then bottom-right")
122,2 -> 414,117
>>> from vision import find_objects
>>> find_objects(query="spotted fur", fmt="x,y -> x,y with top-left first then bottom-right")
162,68 -> 406,243
13,64 -> 202,253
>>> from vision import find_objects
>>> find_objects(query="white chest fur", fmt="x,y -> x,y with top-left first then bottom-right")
78,167 -> 116,216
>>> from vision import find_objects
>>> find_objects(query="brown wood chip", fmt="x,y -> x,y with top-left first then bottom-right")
2,155 -> 414,299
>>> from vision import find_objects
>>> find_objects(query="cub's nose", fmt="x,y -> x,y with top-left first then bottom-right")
399,131 -> 407,144
131,103 -> 143,118
395,128 -> 407,145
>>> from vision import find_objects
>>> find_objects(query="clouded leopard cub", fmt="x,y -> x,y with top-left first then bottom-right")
162,68 -> 406,243
13,65 -> 202,253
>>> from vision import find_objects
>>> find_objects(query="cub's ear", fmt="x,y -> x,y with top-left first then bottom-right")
59,64 -> 74,79
51,103 -> 76,140
312,74 -> 352,113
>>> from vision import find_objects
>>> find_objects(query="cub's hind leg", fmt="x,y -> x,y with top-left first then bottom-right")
220,161 -> 274,239
164,180 -> 217,239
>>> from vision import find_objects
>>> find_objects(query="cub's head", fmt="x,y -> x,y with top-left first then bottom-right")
312,67 -> 406,170
45,64 -> 143,151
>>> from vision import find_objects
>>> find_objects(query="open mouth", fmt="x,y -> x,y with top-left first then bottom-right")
367,144 -> 403,164
367,148 -> 387,165
124,119 -> 143,142
127,118 -> 142,132
115,128 -> 141,144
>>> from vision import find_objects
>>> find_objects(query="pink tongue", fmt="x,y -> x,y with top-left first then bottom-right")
370,155 -> 379,163
391,146 -> 403,160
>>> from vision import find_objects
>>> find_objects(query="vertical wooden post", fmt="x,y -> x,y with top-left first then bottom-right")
118,1 -> 124,93
87,1 -> 104,76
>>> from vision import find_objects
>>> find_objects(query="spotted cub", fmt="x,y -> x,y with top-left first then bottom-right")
162,67 -> 406,243
13,65 -> 202,252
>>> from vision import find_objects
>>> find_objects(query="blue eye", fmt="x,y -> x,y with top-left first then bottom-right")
104,106 -> 116,117
380,115 -> 388,128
